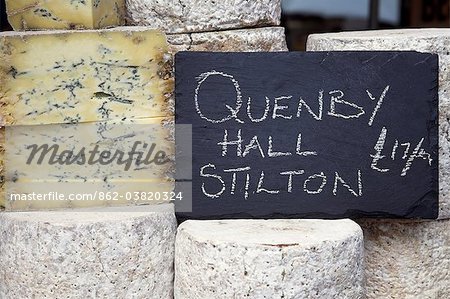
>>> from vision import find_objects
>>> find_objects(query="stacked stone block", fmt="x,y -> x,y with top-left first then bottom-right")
125,0 -> 288,52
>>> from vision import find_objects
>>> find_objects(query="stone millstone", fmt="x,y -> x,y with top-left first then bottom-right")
307,29 -> 450,219
0,204 -> 177,298
175,219 -> 364,299
167,27 -> 288,53
358,219 -> 450,298
125,0 -> 281,34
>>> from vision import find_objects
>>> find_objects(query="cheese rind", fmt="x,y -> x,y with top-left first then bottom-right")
176,219 -> 364,298
0,27 -> 173,126
167,27 -> 288,53
0,205 -> 176,298
306,29 -> 450,219
6,0 -> 126,30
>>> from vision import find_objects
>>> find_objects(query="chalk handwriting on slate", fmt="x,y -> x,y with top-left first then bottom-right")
175,52 -> 439,219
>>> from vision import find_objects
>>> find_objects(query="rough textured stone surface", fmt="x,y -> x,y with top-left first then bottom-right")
0,204 -> 177,299
125,0 -> 281,34
167,27 -> 288,53
175,219 -> 364,299
307,29 -> 450,219
358,219 -> 450,299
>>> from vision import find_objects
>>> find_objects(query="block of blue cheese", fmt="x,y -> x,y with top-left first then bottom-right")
0,27 -> 173,126
6,0 -> 126,30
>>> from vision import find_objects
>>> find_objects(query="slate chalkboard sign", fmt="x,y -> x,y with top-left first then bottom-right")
175,52 -> 439,220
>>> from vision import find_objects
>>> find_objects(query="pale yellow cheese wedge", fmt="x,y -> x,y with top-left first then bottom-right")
0,27 -> 173,126
6,0 -> 126,30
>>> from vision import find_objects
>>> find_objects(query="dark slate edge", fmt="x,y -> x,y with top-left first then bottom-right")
430,54 -> 440,219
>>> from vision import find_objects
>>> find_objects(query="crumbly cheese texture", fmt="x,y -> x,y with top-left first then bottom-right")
1,117 -> 175,211
0,27 -> 173,126
4,180 -> 175,211
6,0 -> 126,30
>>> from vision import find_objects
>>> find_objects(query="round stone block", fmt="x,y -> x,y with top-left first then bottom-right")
175,219 -> 364,299
0,204 -> 177,299
358,219 -> 450,299
306,29 -> 450,219
167,27 -> 288,53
